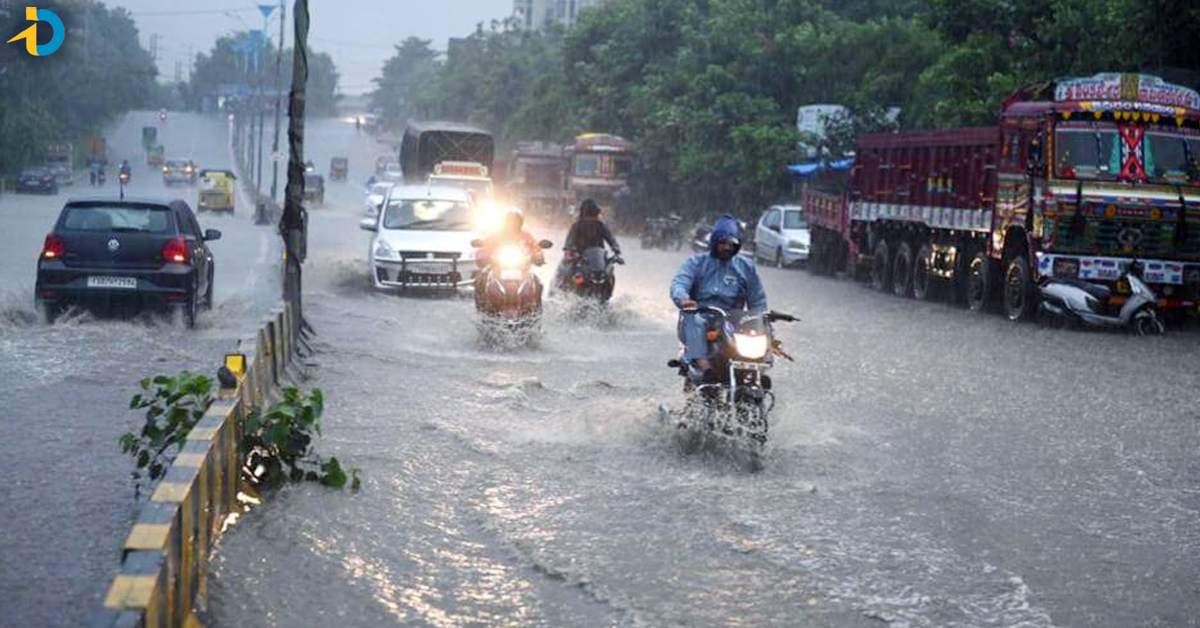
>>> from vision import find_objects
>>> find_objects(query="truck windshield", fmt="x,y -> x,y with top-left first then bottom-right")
1055,125 -> 1119,180
383,199 -> 471,230
574,155 -> 600,177
1145,131 -> 1200,184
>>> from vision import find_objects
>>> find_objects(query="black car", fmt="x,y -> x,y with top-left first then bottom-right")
35,197 -> 220,328
16,168 -> 59,194
303,173 -> 325,205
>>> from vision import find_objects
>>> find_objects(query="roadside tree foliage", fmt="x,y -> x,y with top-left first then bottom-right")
0,1 -> 157,176
369,0 -> 1197,220
119,372 -> 214,499
182,31 -> 340,117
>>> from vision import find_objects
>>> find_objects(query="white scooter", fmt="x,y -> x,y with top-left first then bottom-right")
1037,262 -> 1165,335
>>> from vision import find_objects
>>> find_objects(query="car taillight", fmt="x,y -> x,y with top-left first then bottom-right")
162,237 -> 190,264
42,234 -> 66,259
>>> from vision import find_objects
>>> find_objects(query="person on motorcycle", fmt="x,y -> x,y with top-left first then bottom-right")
557,199 -> 622,290
670,214 -> 767,382
475,209 -> 545,281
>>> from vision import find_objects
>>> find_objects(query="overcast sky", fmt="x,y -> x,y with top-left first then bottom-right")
109,0 -> 513,95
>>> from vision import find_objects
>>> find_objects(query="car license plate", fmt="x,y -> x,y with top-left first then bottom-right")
407,262 -> 445,275
87,276 -> 137,289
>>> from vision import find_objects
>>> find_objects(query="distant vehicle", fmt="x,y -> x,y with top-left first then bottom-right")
364,182 -> 394,216
35,197 -> 221,328
400,121 -> 494,185
754,205 -> 810,268
567,133 -> 634,220
330,157 -> 349,181
16,168 -> 58,194
146,144 -> 165,167
358,185 -> 478,290
158,108 -> 168,122
197,170 -> 236,213
303,173 -> 325,205
381,165 -> 404,184
46,163 -> 74,187
427,161 -> 493,198
162,159 -> 197,186
374,155 -> 398,176
85,135 -> 108,168
640,214 -> 684,250
508,142 -> 566,219
141,126 -> 157,150
45,143 -> 73,184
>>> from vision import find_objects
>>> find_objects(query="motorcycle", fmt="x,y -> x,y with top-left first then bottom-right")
562,247 -> 624,302
118,169 -> 131,200
661,305 -> 798,471
640,215 -> 684,250
1037,262 -> 1166,335
471,238 -> 553,329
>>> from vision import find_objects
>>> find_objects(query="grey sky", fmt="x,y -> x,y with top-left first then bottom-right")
110,1 -> 513,95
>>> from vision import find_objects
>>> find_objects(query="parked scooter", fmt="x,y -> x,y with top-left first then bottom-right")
1037,262 -> 1165,335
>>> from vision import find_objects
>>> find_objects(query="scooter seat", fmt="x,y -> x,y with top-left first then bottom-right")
1058,278 -> 1112,301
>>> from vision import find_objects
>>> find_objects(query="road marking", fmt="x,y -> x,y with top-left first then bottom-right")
103,574 -> 157,608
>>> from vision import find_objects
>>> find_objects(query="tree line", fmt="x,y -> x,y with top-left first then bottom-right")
368,0 -> 1199,221
0,1 -> 157,177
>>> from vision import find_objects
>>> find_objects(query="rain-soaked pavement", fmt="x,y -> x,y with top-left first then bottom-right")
202,121 -> 1200,627
0,111 -> 280,628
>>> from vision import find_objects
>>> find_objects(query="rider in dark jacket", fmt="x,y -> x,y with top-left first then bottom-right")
557,199 -> 621,289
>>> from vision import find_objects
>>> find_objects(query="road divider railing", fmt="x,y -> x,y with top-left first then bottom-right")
94,301 -> 309,628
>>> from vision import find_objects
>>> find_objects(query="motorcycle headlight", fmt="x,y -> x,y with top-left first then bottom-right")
496,245 -> 527,269
500,269 -> 524,281
373,239 -> 397,260
734,333 -> 769,359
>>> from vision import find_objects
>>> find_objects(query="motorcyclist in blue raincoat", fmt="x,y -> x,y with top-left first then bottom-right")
670,215 -> 767,381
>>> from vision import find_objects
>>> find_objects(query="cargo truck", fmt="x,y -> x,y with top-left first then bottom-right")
805,73 -> 1200,321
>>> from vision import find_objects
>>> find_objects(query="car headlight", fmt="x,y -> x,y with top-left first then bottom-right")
788,240 -> 808,250
373,239 -> 397,260
734,333 -> 769,359
496,244 -> 527,269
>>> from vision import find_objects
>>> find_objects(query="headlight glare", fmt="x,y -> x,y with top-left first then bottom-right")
734,333 -> 769,359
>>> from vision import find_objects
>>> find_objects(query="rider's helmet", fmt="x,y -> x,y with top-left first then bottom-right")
708,214 -> 742,260
580,198 -> 601,219
503,208 -> 524,233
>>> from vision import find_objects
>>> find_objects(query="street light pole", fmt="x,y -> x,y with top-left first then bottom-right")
256,5 -> 276,197
269,0 -> 285,203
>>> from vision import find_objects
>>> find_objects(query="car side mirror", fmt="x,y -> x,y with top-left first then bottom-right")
539,239 -> 554,249
470,238 -> 483,248
203,229 -> 222,241
359,218 -> 377,232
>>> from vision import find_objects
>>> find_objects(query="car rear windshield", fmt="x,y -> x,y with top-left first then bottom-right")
166,160 -> 189,168
59,204 -> 175,234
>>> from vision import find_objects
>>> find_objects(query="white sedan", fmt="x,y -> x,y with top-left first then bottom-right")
359,185 -> 481,290
754,204 -> 810,268
363,182 -> 394,216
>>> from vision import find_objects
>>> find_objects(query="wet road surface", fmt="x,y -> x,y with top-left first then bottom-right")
0,111 -> 280,628
205,121 -> 1200,627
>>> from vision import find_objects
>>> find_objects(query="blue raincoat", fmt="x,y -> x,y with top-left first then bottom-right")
669,216 -> 767,360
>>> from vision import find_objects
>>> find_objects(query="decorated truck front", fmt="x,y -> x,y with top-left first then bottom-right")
805,73 -> 1200,321
1009,73 -> 1200,314
566,133 -> 634,220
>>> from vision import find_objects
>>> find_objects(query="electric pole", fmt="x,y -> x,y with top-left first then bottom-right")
270,0 -> 286,203
281,0 -> 310,327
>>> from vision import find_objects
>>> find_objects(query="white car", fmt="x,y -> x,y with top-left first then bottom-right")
381,166 -> 404,183
364,182 -> 394,216
359,185 -> 479,290
754,204 -> 810,268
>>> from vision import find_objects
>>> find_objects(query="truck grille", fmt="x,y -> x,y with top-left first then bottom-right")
1051,218 -> 1200,257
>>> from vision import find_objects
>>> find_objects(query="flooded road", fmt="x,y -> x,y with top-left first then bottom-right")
0,111 -> 280,628
206,121 -> 1200,627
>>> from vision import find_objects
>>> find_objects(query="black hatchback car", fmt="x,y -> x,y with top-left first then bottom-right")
16,167 -> 59,194
35,197 -> 220,327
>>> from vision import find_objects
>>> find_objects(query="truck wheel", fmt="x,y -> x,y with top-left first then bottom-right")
871,239 -> 891,292
1003,254 -> 1036,321
912,242 -> 936,301
891,241 -> 914,298
966,250 -> 993,312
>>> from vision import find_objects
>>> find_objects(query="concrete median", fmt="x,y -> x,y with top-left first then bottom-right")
94,301 -> 304,628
